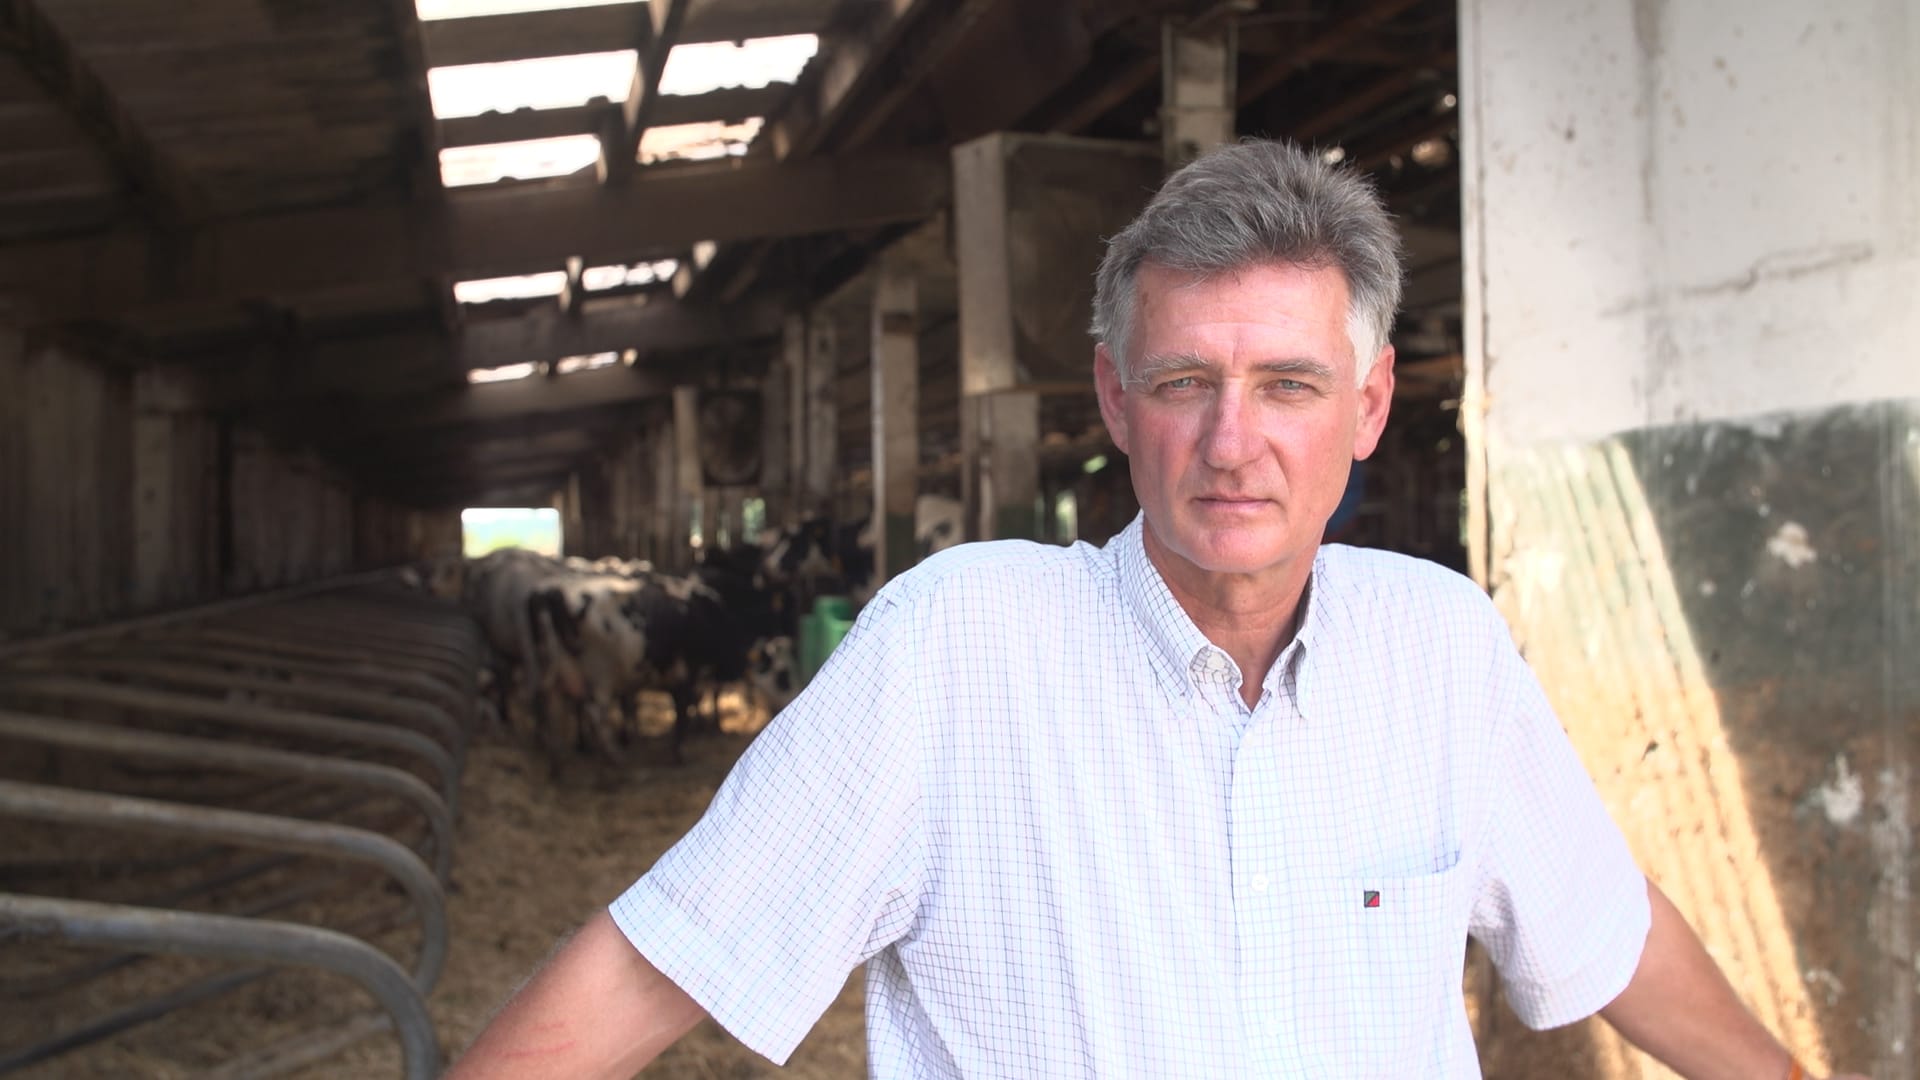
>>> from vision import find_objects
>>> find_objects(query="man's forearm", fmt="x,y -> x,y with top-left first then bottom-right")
446,909 -> 707,1079
1599,878 -> 1795,1080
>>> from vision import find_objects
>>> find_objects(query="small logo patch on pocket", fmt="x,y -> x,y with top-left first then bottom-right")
1363,890 -> 1381,908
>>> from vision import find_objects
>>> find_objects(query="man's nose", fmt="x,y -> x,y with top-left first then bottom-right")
1200,386 -> 1259,468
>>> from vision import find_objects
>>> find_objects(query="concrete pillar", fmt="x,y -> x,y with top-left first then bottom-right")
1461,3 -> 1917,1075
1160,17 -> 1236,169
783,314 -> 807,526
559,471 -> 586,557
649,420 -> 675,565
870,265 -> 919,583
802,313 -> 838,519
762,339 -> 794,531
672,385 -> 702,568
953,133 -> 1162,541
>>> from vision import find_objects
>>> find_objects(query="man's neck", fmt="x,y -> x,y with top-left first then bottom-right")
1143,526 -> 1313,707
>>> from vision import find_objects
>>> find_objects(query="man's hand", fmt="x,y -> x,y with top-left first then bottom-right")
445,909 -> 706,1079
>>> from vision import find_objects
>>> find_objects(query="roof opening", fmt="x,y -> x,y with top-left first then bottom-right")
418,0 -> 630,23
554,352 -> 620,374
467,362 -> 540,384
441,135 -> 601,186
639,118 -> 764,164
659,35 -> 818,96
428,51 -> 635,118
453,272 -> 569,305
581,259 -> 678,290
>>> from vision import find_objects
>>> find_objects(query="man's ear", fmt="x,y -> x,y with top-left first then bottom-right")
1094,343 -> 1130,454
1352,344 -> 1395,461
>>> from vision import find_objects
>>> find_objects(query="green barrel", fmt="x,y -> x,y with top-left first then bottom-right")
797,595 -> 856,688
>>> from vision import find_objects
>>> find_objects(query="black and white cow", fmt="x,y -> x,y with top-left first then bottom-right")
430,548 -> 795,765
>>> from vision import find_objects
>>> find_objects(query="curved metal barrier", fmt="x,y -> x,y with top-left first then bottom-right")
0,893 -> 440,1079
0,574 -> 479,1078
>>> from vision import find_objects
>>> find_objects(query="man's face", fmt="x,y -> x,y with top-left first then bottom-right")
1094,260 -> 1395,586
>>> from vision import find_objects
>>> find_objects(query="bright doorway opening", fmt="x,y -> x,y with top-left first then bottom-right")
462,507 -> 561,557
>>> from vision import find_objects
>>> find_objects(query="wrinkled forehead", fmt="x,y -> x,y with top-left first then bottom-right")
1128,260 -> 1356,348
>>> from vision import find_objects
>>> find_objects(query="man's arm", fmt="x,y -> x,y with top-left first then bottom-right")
445,909 -> 707,1079
1599,879 -> 1862,1080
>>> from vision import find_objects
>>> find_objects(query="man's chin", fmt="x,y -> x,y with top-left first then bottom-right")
1171,533 -> 1296,577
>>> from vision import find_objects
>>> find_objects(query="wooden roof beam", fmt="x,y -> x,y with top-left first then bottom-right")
605,0 -> 689,182
441,85 -> 788,149
1235,0 -> 1427,107
322,363 -> 676,437
333,428 -> 603,471
1287,56 -> 1453,145
2,149 -> 950,323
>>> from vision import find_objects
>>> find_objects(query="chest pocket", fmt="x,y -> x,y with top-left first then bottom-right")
1284,857 -> 1470,1076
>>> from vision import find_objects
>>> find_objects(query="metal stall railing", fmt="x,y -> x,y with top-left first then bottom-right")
0,574 -> 480,1078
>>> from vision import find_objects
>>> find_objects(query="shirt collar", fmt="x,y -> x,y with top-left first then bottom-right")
1114,513 -> 1330,702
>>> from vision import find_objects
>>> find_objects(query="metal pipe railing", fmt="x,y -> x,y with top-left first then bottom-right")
0,780 -> 446,991
0,677 -> 457,809
0,893 -> 439,1079
115,640 -> 469,727
0,711 -> 453,880
23,656 -> 467,773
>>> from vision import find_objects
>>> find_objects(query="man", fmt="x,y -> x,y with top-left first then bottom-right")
447,141 -> 1854,1079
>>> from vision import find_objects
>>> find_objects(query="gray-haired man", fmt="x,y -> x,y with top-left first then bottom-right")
448,140 -> 1856,1080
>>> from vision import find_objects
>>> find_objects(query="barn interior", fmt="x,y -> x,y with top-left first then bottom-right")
0,0 -> 1913,1077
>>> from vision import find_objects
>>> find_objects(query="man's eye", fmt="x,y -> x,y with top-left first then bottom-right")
1159,376 -> 1199,392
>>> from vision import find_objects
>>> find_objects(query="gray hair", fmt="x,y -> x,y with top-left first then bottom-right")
1091,139 -> 1403,386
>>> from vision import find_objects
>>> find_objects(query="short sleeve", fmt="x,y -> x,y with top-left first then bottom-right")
609,590 -> 925,1064
1467,617 -> 1652,1030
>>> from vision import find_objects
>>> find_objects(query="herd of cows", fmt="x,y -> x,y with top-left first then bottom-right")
415,497 -> 964,765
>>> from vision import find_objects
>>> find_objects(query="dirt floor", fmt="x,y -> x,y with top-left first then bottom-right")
5,689 -> 1701,1079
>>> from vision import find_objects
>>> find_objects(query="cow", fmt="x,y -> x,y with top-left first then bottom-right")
528,565 -> 795,763
759,494 -> 968,620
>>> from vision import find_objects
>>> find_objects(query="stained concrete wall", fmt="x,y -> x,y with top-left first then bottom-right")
1461,1 -> 1916,1075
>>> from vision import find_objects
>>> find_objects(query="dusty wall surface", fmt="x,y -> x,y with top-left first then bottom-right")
0,338 -> 135,637
1460,1 -> 1917,1075
0,325 -> 453,637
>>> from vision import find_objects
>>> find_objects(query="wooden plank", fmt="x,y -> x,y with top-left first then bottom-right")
457,294 -> 781,370
439,85 -> 786,149
420,3 -> 645,68
610,0 -> 689,180
440,105 -> 599,148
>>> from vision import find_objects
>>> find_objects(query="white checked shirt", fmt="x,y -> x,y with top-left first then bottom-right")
611,515 -> 1650,1078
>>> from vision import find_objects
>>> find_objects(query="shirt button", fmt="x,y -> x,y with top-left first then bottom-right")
1251,873 -> 1269,892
